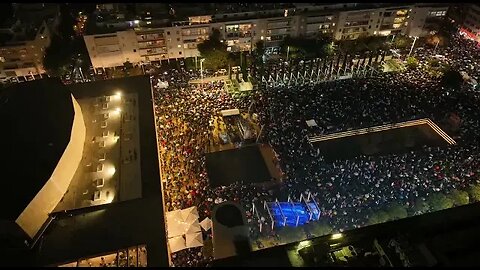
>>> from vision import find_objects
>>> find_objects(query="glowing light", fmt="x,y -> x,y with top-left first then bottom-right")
115,107 -> 122,113
134,20 -> 140,24
108,166 -> 116,176
331,233 -> 343,240
297,240 -> 312,250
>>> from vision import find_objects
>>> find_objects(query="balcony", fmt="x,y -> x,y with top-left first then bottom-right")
139,47 -> 167,56
138,40 -> 166,49
226,32 -> 252,39
136,34 -> 164,42
344,20 -> 369,27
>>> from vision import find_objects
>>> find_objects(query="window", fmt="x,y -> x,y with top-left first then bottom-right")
133,49 -> 136,52
177,37 -> 180,41
179,51 -> 182,55
167,31 -> 170,35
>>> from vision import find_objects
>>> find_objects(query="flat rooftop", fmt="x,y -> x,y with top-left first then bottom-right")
205,144 -> 272,188
54,92 -> 142,212
34,76 -> 168,267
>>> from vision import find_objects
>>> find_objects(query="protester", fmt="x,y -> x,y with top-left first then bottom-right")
152,32 -> 480,267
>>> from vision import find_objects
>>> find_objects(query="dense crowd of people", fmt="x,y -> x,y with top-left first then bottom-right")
152,32 -> 480,267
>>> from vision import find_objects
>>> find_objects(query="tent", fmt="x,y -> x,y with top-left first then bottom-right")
166,210 -> 185,238
181,206 -> 199,223
185,232 -> 204,248
200,217 -> 212,231
168,236 -> 187,253
166,207 -> 201,238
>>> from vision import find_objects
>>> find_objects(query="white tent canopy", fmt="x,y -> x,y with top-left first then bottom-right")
306,119 -> 318,127
166,210 -> 185,238
166,207 -> 201,238
181,206 -> 199,222
200,217 -> 212,231
168,236 -> 187,253
185,232 -> 204,248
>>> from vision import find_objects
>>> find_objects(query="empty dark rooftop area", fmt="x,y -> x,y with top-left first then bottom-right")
312,122 -> 451,161
205,144 -> 271,188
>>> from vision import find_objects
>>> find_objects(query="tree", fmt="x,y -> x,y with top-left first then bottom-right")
43,36 -> 72,77
123,61 -> 134,70
197,29 -> 229,71
426,193 -> 454,212
363,35 -> 389,53
367,210 -> 390,225
406,56 -> 419,69
449,189 -> 469,206
387,203 -> 408,220
412,197 -> 429,214
277,225 -> 306,244
281,35 -> 333,59
468,185 -> 480,202
254,40 -> 265,59
306,221 -> 333,237
44,5 -> 91,78
394,35 -> 410,49
441,69 -> 463,89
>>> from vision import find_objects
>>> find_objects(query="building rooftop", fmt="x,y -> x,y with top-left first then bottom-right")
0,79 -> 74,220
32,76 -> 168,267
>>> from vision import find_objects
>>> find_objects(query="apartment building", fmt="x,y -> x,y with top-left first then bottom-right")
406,4 -> 449,37
0,3 -> 59,82
0,20 -> 52,82
335,6 -> 415,40
84,3 -> 450,70
461,4 -> 480,43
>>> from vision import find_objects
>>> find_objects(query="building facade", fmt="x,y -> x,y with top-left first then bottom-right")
461,4 -> 480,43
83,3 -> 450,70
0,20 -> 52,82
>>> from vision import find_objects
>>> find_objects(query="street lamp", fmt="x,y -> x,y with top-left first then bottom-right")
407,36 -> 418,58
200,58 -> 205,84
433,38 -> 440,54
286,46 -> 290,63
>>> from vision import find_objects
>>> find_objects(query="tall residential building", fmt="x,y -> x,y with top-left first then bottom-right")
83,3 -> 450,70
0,20 -> 52,82
461,4 -> 480,43
0,3 -> 60,82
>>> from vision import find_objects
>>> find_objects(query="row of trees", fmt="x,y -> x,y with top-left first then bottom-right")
368,186 -> 479,226
256,184 -> 480,246
43,4 -> 92,77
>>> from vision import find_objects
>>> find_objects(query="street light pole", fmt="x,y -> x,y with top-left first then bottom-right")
407,36 -> 418,58
200,58 -> 205,84
286,46 -> 290,63
433,39 -> 440,54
